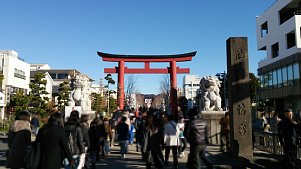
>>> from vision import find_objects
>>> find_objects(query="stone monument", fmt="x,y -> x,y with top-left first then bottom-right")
226,37 -> 252,158
200,75 -> 226,145
65,74 -> 93,119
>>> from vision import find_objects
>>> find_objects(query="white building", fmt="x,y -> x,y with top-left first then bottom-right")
30,71 -> 53,101
183,75 -> 201,109
0,50 -> 31,119
256,0 -> 301,113
30,64 -> 51,71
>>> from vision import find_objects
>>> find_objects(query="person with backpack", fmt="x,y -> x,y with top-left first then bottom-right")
7,111 -> 32,169
35,112 -> 74,169
278,108 -> 301,169
64,110 -> 85,169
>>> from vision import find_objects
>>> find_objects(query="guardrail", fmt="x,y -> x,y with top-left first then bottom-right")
253,130 -> 301,159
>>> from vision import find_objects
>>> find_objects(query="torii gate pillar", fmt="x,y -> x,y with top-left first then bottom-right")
118,61 -> 125,110
170,61 -> 178,118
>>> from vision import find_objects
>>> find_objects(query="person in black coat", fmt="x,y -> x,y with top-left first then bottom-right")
89,117 -> 103,169
184,108 -> 209,169
278,108 -> 300,169
36,113 -> 74,169
117,116 -> 130,159
64,110 -> 85,169
7,111 -> 31,169
142,115 -> 164,169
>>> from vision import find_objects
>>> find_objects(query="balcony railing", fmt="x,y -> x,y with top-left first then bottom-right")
253,130 -> 301,159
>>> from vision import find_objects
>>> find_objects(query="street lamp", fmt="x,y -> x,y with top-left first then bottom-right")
191,81 -> 193,108
216,71 -> 227,111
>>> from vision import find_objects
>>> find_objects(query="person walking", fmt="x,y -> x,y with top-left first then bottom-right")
30,113 -> 40,135
64,110 -> 85,169
164,115 -> 179,169
103,117 -> 112,155
220,112 -> 230,152
278,108 -> 300,169
36,113 -> 74,169
178,115 -> 187,158
7,111 -> 32,169
79,114 -> 90,169
143,115 -> 164,169
184,108 -> 209,169
117,116 -> 130,159
89,118 -> 102,169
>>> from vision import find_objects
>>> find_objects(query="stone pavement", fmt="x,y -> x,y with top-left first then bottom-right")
203,145 -> 301,169
95,144 -> 208,169
0,138 -> 209,169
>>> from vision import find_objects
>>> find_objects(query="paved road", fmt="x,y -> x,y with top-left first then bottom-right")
95,144 -> 207,169
0,139 -> 208,169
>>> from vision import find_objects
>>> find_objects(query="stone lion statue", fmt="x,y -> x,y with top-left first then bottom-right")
200,76 -> 223,111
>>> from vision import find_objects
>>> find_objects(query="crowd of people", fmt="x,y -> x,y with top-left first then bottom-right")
252,109 -> 301,169
5,106 -> 209,169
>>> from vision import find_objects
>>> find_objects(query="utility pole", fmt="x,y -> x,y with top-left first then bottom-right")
191,81 -> 193,108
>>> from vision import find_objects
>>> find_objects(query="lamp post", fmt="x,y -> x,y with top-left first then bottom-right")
216,71 -> 227,111
191,81 -> 193,108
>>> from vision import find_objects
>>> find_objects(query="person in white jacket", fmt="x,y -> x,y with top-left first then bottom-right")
164,115 -> 180,169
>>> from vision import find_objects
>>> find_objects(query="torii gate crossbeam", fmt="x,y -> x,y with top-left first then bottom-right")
97,51 -> 196,118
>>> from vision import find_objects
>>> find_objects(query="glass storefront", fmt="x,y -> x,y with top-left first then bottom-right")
260,62 -> 300,90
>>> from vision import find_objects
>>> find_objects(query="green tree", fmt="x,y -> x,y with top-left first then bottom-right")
249,72 -> 260,104
91,93 -> 106,113
57,81 -> 71,111
10,91 -> 30,114
108,96 -> 117,115
28,72 -> 49,117
104,74 -> 116,114
0,73 -> 4,91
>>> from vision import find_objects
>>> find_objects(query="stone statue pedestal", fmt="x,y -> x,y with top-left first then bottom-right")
65,106 -> 82,120
201,111 -> 226,145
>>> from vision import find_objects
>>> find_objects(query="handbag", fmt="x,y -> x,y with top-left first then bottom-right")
24,142 -> 41,169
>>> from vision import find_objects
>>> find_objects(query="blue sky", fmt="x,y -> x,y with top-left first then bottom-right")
0,0 -> 275,94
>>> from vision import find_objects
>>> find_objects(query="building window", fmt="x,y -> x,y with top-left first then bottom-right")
57,74 -> 68,79
263,73 -> 269,89
282,67 -> 288,86
268,71 -> 273,89
287,65 -> 293,86
286,31 -> 296,49
293,63 -> 300,84
50,73 -> 56,79
277,68 -> 282,88
272,70 -> 277,88
260,75 -> 264,89
261,22 -> 268,37
272,43 -> 279,58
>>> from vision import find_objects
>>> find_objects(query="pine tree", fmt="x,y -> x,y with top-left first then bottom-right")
28,72 -> 49,117
57,81 -> 71,112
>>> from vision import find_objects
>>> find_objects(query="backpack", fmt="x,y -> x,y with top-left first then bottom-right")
65,126 -> 77,154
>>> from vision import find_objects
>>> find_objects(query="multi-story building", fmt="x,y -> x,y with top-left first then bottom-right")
256,0 -> 301,113
183,75 -> 201,109
0,50 -> 31,119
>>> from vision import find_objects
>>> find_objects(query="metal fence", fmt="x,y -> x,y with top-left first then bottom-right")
253,130 -> 301,159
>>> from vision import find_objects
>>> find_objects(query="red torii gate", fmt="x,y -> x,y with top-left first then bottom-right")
97,51 -> 196,117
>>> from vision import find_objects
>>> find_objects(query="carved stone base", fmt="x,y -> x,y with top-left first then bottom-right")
201,111 -> 226,145
65,106 -> 82,120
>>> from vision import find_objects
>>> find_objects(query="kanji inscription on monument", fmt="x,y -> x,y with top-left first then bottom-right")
226,37 -> 252,158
